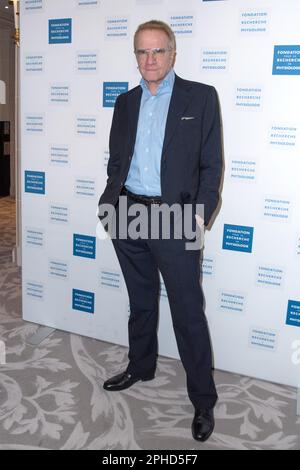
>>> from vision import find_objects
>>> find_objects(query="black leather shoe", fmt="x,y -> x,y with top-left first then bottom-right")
192,408 -> 215,442
103,371 -> 155,392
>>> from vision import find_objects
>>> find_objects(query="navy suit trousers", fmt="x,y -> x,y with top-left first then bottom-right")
110,197 -> 218,410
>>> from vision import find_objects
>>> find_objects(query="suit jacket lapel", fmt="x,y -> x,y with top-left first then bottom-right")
127,86 -> 142,154
161,75 -> 191,160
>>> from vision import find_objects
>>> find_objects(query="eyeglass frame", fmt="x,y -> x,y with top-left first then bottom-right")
134,47 -> 174,59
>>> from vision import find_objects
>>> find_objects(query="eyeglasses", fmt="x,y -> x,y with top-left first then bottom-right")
134,48 -> 173,59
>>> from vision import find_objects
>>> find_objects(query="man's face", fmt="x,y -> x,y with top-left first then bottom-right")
135,29 -> 175,86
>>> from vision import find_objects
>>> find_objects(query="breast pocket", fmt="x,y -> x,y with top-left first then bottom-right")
180,116 -> 200,124
179,117 -> 201,146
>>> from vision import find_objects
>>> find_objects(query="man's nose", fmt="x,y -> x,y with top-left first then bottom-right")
145,51 -> 156,64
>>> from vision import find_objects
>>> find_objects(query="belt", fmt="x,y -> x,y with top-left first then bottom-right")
121,187 -> 162,206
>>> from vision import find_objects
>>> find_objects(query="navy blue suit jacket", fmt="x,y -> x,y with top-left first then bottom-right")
99,74 -> 222,226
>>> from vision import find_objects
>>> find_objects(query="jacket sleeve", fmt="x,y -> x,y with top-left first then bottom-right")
98,95 -> 123,211
196,86 -> 223,226
106,95 -> 122,181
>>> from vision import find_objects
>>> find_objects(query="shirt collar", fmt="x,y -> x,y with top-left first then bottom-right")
140,69 -> 175,96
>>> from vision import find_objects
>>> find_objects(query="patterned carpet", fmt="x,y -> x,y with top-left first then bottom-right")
0,197 -> 299,450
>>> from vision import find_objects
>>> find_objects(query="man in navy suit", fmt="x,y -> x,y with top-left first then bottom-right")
98,20 -> 222,442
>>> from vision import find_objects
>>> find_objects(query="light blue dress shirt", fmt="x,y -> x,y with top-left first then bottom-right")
124,69 -> 175,196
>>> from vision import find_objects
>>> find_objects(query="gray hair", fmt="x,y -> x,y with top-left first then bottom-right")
134,20 -> 176,51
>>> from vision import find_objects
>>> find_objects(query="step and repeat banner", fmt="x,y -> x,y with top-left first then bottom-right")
21,0 -> 300,388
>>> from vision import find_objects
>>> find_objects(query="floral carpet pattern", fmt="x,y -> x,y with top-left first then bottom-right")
0,197 -> 299,450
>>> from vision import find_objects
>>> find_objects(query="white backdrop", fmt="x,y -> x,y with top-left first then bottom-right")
20,0 -> 300,389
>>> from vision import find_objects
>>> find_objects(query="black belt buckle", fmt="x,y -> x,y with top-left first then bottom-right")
149,197 -> 161,206
121,187 -> 161,206
141,195 -> 161,206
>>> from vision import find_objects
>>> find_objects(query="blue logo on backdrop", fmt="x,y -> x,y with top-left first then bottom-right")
23,0 -> 43,12
230,160 -> 256,181
235,87 -> 263,109
76,116 -> 97,136
256,265 -> 284,288
240,10 -> 269,34
49,19 -> 72,44
72,289 -> 95,314
201,49 -> 228,72
73,234 -> 96,259
49,260 -> 68,280
103,150 -> 110,169
273,46 -> 300,75
76,51 -> 98,73
74,177 -> 96,198
49,204 -> 69,224
169,15 -> 194,36
25,114 -> 44,134
103,82 -> 129,107
49,84 -> 70,104
50,144 -> 69,166
220,291 -> 246,314
100,269 -> 122,290
77,0 -> 100,7
25,171 -> 45,194
269,125 -> 297,148
25,228 -> 44,248
25,55 -> 44,73
223,224 -> 254,253
201,256 -> 215,278
286,300 -> 300,328
263,197 -> 290,220
249,327 -> 278,351
26,281 -> 44,301
105,17 -> 129,39
297,236 -> 300,256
